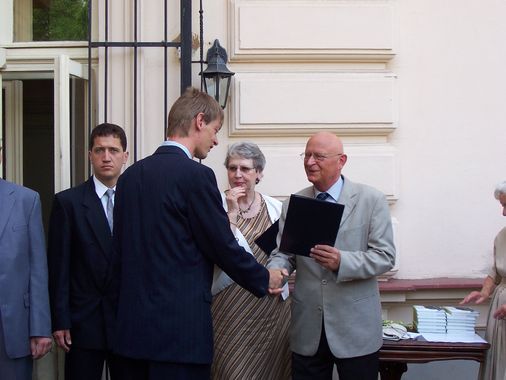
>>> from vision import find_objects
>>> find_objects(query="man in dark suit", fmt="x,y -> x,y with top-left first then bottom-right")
112,88 -> 285,380
268,132 -> 396,380
0,147 -> 52,379
47,123 -> 129,380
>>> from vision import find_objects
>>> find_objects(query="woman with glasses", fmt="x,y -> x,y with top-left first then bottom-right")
461,180 -> 506,380
211,142 -> 291,380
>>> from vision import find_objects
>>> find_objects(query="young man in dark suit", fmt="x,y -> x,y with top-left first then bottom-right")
47,123 -> 128,380
112,88 -> 285,380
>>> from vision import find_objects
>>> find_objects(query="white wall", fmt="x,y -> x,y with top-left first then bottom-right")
106,0 -> 506,280
390,0 -> 506,278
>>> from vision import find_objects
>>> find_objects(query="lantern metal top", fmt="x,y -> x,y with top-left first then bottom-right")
201,39 -> 234,78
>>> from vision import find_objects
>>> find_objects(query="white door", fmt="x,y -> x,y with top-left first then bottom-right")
1,55 -> 89,229
54,54 -> 89,192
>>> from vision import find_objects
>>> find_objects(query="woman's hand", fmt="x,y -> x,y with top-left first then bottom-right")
225,186 -> 246,213
493,304 -> 506,319
460,291 -> 488,305
460,276 -> 495,305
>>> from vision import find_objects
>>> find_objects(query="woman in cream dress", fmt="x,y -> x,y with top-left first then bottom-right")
461,180 -> 506,380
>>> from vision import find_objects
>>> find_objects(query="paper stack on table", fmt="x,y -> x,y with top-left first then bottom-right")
413,305 -> 448,334
444,306 -> 480,335
413,305 -> 480,335
411,305 -> 484,343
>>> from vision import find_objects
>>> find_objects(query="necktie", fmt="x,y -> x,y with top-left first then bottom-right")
105,189 -> 114,233
316,192 -> 330,201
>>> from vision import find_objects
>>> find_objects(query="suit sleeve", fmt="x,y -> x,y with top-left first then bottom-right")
266,198 -> 296,274
47,195 -> 72,331
188,168 -> 269,298
28,192 -> 51,337
337,193 -> 396,281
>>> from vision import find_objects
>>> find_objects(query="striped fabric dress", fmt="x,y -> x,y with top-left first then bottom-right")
211,198 -> 291,380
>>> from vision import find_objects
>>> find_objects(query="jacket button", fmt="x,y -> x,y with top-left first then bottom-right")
322,279 -> 327,285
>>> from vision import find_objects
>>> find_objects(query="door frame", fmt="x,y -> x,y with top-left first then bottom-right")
54,54 -> 88,192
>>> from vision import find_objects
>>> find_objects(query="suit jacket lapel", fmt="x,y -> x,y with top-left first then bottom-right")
82,178 -> 112,260
336,176 -> 358,227
0,180 -> 15,240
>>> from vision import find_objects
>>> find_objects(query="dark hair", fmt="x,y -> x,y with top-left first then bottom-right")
167,87 -> 224,138
89,123 -> 127,151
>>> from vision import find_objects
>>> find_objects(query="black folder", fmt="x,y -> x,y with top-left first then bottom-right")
254,220 -> 279,256
279,194 -> 344,256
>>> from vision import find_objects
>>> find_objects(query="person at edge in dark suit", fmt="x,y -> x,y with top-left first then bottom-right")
47,123 -> 129,379
112,87 -> 286,380
267,131 -> 396,380
0,146 -> 52,379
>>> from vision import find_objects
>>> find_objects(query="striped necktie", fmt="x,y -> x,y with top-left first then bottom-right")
316,192 -> 330,201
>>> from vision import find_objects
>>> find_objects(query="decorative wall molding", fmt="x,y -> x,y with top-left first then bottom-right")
0,48 -> 5,68
229,0 -> 395,62
229,72 -> 396,137
344,144 -> 398,200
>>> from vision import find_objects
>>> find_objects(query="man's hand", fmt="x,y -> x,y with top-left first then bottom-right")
268,268 -> 289,295
53,329 -> 72,352
30,337 -> 52,359
310,244 -> 341,272
460,291 -> 488,305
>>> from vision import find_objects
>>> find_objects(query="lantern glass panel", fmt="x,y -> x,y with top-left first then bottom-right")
204,77 -> 216,100
218,75 -> 230,108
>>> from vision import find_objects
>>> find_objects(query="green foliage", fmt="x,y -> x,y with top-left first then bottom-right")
383,319 -> 413,330
33,0 -> 88,41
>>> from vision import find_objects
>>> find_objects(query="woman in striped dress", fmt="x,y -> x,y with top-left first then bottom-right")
211,142 -> 291,380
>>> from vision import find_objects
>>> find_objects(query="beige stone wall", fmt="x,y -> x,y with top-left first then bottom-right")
101,0 -> 504,281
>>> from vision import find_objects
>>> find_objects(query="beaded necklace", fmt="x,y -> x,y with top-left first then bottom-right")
238,192 -> 256,218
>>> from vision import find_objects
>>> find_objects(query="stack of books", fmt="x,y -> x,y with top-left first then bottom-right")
444,306 -> 480,334
413,305 -> 479,335
413,305 -> 448,334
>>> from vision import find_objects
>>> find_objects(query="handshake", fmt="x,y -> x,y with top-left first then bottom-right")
267,268 -> 289,296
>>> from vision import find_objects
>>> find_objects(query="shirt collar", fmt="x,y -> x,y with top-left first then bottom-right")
161,140 -> 192,159
314,176 -> 344,202
93,176 -> 115,198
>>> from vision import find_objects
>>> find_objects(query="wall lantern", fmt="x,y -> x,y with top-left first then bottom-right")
200,39 -> 235,109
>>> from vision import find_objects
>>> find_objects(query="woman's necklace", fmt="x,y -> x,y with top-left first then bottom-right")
238,192 -> 256,218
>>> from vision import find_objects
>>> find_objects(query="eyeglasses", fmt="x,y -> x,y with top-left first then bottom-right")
300,152 -> 343,162
227,165 -> 256,173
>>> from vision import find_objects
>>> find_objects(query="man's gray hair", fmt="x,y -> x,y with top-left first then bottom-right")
494,180 -> 506,199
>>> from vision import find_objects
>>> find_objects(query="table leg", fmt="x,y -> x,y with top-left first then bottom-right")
379,361 -> 408,380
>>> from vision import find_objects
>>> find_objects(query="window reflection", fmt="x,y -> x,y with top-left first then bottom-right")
14,0 -> 88,42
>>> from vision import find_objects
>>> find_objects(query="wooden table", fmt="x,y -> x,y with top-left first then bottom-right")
379,339 -> 490,380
